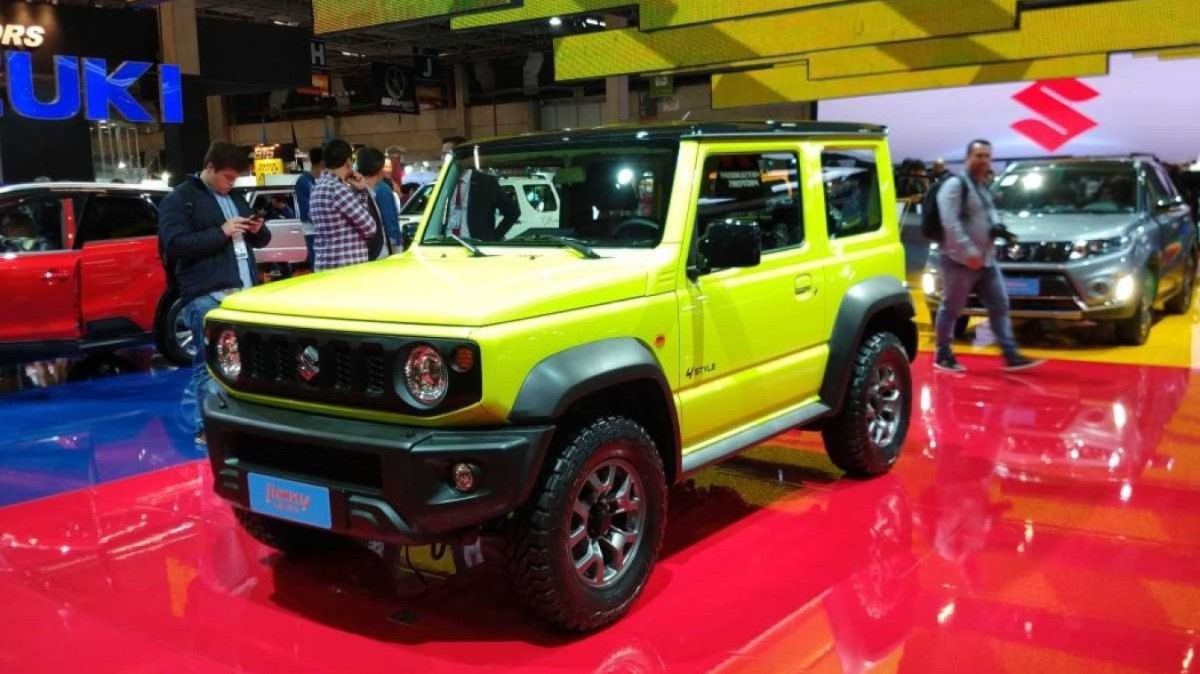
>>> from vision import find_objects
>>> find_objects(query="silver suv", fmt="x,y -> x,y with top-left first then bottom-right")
923,157 -> 1197,345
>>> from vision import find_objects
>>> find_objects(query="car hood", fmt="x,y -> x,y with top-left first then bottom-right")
1000,213 -> 1135,242
221,250 -> 654,327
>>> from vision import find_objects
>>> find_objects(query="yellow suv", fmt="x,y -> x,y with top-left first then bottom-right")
201,121 -> 917,631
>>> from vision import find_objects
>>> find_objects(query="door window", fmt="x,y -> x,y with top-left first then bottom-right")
695,151 -> 803,255
523,184 -> 558,212
251,192 -> 298,220
0,197 -> 66,253
822,149 -> 883,239
76,194 -> 158,246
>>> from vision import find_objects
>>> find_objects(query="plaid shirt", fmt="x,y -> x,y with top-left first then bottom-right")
310,172 -> 377,271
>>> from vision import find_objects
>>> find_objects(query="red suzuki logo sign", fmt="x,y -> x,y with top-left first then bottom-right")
1011,79 -> 1101,152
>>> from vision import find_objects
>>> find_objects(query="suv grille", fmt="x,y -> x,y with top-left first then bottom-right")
218,326 -> 482,416
995,241 -> 1074,263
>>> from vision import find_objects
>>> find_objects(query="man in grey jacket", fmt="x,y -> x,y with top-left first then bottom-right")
935,139 -> 1042,373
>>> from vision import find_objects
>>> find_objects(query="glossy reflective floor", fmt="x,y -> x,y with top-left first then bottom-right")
3,306 -> 1200,673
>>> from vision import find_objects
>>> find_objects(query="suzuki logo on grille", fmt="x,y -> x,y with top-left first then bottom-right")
1012,79 -> 1100,152
297,346 -> 320,383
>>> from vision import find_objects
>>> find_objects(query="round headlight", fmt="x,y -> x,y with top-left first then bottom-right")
216,329 -> 241,379
404,345 -> 448,406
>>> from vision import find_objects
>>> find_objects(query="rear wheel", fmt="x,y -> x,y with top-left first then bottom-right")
822,333 -> 912,478
507,416 -> 667,631
1114,271 -> 1156,346
155,293 -> 195,367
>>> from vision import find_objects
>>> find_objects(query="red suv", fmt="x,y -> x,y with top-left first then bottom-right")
0,182 -> 193,367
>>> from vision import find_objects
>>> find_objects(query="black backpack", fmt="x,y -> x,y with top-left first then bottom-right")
920,174 -> 968,243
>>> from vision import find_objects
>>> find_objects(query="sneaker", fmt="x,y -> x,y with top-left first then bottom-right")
1004,355 -> 1045,372
194,431 -> 207,447
934,354 -> 967,373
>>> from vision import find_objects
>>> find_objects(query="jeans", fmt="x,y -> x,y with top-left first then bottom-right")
183,294 -> 221,434
934,258 -> 1020,359
304,234 -> 316,267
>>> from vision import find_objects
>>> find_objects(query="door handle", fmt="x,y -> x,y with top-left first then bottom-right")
795,274 -> 816,296
42,269 -> 70,283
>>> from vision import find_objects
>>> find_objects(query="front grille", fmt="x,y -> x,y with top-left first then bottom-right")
233,436 -> 383,490
996,241 -> 1074,263
211,325 -> 483,416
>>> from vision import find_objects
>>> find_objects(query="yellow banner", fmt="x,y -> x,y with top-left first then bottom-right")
454,0 -> 851,31
554,0 -> 1018,80
452,0 -> 628,30
313,0 -> 513,34
711,54 -> 1109,108
808,0 -> 1200,80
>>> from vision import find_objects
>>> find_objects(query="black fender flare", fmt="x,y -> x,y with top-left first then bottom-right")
819,276 -> 916,412
508,337 -> 681,456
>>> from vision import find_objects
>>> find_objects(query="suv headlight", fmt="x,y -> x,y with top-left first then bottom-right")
403,344 -> 449,407
1070,237 -> 1128,260
215,329 -> 241,379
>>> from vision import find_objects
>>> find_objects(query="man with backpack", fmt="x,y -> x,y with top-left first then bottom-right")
923,139 -> 1042,373
158,142 -> 273,445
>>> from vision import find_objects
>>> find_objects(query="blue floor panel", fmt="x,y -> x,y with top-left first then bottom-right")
0,367 -> 204,508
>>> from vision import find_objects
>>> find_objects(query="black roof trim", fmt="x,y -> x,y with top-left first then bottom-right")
457,120 -> 887,154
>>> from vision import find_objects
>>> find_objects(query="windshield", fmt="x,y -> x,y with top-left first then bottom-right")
420,140 -> 679,249
400,183 -> 433,216
993,165 -> 1138,215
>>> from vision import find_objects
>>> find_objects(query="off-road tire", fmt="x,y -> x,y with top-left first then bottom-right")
1115,271 -> 1156,346
234,508 -> 341,553
1164,255 -> 1196,315
822,332 -> 911,478
507,416 -> 668,632
156,293 -> 195,367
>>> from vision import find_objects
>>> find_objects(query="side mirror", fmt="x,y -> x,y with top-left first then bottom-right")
1155,196 -> 1184,214
698,220 -> 762,272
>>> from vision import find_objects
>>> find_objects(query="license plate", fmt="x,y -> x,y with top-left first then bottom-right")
248,473 -> 332,529
1005,277 -> 1040,297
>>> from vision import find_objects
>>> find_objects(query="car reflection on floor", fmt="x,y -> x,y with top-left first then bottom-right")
1,354 -> 1199,672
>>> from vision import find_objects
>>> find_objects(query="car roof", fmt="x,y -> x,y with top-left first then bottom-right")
455,120 -> 887,154
0,181 -> 169,196
1005,158 -> 1143,171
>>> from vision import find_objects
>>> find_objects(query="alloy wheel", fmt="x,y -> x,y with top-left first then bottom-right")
866,364 -> 902,448
569,456 -> 645,589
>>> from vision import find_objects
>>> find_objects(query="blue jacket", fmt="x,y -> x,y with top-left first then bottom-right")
373,182 -> 401,246
295,172 -> 316,222
158,175 -> 272,303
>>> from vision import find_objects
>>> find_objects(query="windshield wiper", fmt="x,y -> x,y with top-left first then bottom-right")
512,233 -> 601,259
425,234 -> 488,257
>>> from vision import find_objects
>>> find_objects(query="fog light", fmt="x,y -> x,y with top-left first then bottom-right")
1115,274 -> 1136,302
452,463 -> 478,492
1091,280 -> 1111,297
922,272 -> 937,296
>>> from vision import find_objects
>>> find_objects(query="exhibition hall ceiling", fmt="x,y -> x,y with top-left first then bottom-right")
314,0 -> 1200,103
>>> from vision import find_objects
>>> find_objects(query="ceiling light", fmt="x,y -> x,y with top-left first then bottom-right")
548,16 -> 563,27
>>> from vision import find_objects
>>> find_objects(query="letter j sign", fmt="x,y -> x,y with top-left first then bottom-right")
3,52 -> 183,124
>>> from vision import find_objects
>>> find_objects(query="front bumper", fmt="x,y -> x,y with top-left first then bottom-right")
203,392 -> 554,545
923,260 -> 1140,321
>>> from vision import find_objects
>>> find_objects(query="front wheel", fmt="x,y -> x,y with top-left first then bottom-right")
156,293 -> 196,367
1114,271 -> 1156,345
507,416 -> 667,631
822,333 -> 912,478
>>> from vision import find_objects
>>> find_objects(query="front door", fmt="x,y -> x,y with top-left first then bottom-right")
676,144 -> 830,450
0,195 -> 81,345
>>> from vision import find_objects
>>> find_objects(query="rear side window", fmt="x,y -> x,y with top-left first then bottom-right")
822,149 -> 883,239
76,194 -> 158,246
695,152 -> 803,253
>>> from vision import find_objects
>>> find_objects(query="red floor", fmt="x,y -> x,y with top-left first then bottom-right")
1,354 -> 1198,673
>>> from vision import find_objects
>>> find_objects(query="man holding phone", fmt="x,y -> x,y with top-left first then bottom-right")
159,142 -> 273,446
